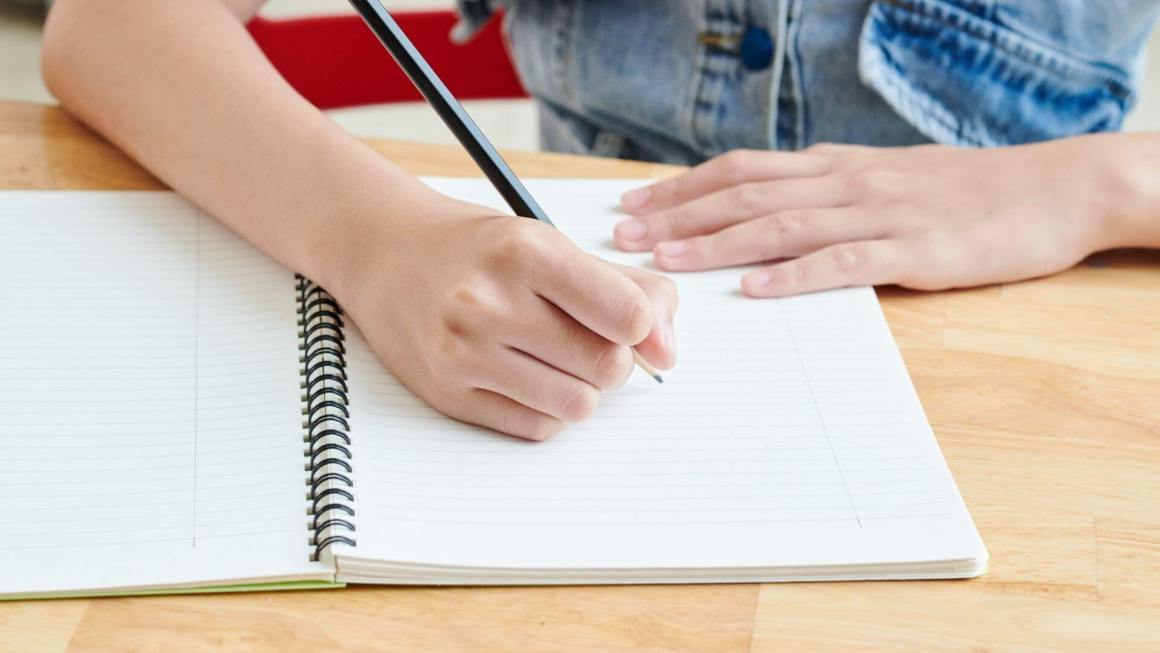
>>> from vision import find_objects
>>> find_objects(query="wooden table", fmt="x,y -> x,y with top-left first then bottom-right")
1,101 -> 1157,652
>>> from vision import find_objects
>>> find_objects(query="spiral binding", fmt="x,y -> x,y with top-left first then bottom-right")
297,275 -> 356,560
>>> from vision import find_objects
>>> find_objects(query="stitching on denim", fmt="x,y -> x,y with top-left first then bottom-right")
879,0 -> 1132,99
866,42 -> 985,146
551,0 -> 579,105
788,0 -> 806,150
691,0 -> 739,153
678,3 -> 708,152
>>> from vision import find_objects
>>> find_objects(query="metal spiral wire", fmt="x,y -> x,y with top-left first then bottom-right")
297,275 -> 356,560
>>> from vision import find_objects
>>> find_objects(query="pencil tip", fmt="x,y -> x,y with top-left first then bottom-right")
654,374 -> 664,384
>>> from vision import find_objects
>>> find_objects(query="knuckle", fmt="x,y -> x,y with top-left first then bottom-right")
593,344 -> 634,389
447,285 -> 482,315
761,212 -> 807,238
782,260 -> 807,286
849,167 -> 901,198
653,177 -> 680,201
686,234 -> 717,262
732,182 -> 768,214
489,222 -> 550,268
636,270 -> 679,304
653,208 -> 689,239
793,261 -> 808,284
436,310 -> 474,361
618,295 -> 652,344
560,385 -> 601,423
443,284 -> 498,334
830,243 -> 864,272
720,149 -> 757,184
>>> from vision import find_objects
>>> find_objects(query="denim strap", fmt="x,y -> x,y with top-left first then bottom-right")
451,0 -> 499,43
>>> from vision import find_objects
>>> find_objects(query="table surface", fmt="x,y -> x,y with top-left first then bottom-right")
0,101 -> 1157,653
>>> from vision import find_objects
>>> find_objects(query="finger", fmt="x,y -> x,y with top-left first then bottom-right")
531,243 -> 654,347
609,262 -> 679,370
740,240 -> 907,298
472,346 -> 602,423
619,149 -> 832,214
449,388 -> 565,442
614,177 -> 850,252
654,208 -> 886,272
507,297 -> 636,390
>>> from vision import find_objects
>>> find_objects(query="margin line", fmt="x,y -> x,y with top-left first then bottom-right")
774,299 -> 863,527
193,215 -> 201,547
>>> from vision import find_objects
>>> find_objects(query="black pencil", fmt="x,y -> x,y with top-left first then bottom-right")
348,0 -> 664,384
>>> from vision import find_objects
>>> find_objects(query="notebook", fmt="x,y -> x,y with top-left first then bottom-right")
0,179 -> 986,599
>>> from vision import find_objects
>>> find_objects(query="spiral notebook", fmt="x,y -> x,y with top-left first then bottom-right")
0,180 -> 986,599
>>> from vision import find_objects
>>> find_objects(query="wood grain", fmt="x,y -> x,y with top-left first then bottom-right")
0,101 -> 1157,652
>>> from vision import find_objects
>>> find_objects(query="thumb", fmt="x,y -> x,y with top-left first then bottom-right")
608,262 -> 679,370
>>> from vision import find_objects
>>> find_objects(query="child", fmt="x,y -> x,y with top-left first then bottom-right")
40,0 -> 678,442
480,1 -> 1160,296
40,0 -> 1159,438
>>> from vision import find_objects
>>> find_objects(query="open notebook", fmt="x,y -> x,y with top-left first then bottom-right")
0,180 -> 985,599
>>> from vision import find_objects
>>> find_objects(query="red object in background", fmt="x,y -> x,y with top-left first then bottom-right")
247,11 -> 527,110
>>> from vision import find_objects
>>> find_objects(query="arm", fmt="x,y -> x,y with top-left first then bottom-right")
42,0 -> 677,440
42,0 -> 394,290
611,133 -> 1160,296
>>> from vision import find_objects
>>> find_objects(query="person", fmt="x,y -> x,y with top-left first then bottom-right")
473,1 -> 1160,296
40,0 -> 1160,439
40,0 -> 679,443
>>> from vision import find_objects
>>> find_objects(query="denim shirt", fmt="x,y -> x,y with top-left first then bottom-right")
457,0 -> 1160,165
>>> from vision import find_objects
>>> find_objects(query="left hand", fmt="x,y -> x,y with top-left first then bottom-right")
613,138 -> 1137,297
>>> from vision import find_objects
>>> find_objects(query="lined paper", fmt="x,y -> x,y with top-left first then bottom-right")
341,179 -> 983,573
0,193 -> 328,595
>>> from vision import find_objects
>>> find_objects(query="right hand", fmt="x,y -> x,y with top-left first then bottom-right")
331,196 -> 679,441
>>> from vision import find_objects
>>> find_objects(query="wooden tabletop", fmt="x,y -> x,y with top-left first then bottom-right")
1,101 -> 1157,652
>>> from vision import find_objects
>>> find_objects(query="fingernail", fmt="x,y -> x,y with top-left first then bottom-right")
657,241 -> 688,258
615,219 -> 649,242
621,187 -> 653,211
664,321 -> 677,359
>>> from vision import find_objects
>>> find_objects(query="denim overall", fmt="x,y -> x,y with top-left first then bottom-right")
457,0 -> 1160,165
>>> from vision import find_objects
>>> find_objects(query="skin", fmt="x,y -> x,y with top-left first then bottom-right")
40,1 -> 1159,437
40,0 -> 677,442
615,137 -> 1160,296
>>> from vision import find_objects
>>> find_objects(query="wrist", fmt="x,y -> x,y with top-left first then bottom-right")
316,183 -> 454,304
1092,134 -> 1160,250
317,176 -> 484,308
290,138 -> 448,298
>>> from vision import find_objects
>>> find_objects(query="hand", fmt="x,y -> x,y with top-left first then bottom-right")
333,196 -> 678,441
614,138 -> 1137,297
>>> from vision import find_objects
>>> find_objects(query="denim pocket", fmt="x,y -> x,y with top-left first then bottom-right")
503,0 -> 707,163
858,0 -> 1137,146
502,0 -> 576,116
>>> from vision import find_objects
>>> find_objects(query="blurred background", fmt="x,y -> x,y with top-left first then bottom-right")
3,0 -> 1159,152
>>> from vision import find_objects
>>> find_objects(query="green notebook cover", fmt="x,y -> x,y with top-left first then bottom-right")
3,580 -> 343,602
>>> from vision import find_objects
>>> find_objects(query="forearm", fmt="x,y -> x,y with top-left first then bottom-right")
41,0 -> 441,290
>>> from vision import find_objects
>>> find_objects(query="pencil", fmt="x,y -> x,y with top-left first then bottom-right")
349,0 -> 664,384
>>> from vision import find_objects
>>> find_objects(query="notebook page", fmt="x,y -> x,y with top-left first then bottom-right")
0,192 -> 329,596
341,179 -> 984,573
